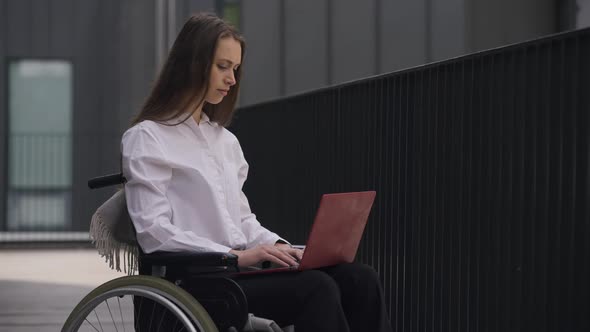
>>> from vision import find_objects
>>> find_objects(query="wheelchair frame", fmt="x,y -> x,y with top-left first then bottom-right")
62,173 -> 252,332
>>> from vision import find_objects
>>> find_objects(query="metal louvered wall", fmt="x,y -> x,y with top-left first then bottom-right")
231,28 -> 590,332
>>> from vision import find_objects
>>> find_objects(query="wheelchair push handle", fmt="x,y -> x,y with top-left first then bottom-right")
88,173 -> 126,189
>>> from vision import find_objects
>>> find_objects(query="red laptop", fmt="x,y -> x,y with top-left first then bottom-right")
236,191 -> 376,275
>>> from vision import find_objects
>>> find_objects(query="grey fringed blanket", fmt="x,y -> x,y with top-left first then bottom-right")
89,189 -> 139,274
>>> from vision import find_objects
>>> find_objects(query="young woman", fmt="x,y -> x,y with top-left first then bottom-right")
122,13 -> 392,332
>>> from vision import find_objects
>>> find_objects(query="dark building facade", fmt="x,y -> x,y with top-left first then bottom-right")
0,0 -> 579,240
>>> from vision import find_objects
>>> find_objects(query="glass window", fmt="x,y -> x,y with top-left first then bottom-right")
6,59 -> 72,231
220,0 -> 241,29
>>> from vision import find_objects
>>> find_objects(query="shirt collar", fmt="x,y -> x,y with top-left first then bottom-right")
177,112 -> 218,128
200,112 -> 215,126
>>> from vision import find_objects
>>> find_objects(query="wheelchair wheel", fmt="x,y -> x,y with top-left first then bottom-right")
62,275 -> 218,332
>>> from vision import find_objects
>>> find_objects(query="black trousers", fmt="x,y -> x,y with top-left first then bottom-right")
234,263 -> 392,332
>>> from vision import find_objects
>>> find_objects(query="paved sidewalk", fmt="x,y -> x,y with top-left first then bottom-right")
0,249 -> 125,332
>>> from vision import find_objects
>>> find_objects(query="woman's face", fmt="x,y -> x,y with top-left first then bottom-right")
205,37 -> 242,105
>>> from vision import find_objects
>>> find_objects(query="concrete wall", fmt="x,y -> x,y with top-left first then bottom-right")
578,0 -> 590,28
380,0 -> 428,73
238,0 -> 558,105
431,0 -> 467,61
284,0 -> 329,95
331,0 -> 377,83
240,0 -> 282,105
466,0 -> 555,52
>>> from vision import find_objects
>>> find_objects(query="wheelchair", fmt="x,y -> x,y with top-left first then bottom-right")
62,173 -> 285,332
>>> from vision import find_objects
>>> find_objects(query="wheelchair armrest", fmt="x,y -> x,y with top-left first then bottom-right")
141,251 -> 238,268
88,173 -> 126,189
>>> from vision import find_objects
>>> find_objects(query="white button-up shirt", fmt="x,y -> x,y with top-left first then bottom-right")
121,113 -> 285,254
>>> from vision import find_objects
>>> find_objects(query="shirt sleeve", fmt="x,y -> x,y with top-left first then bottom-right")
234,140 -> 290,248
122,126 -> 232,254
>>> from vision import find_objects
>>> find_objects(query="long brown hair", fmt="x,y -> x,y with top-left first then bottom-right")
132,13 -> 245,127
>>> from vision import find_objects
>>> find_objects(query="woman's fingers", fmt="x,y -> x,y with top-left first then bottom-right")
271,247 -> 299,266
233,244 -> 303,268
264,246 -> 299,266
284,247 -> 303,261
275,246 -> 304,262
262,252 -> 290,267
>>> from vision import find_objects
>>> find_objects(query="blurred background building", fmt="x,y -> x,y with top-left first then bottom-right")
0,0 -> 588,243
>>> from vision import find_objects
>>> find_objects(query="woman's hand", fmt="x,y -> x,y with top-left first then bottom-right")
274,243 -> 304,262
229,244 -> 303,268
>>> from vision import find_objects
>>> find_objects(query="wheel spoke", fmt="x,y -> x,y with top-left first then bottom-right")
93,310 -> 104,332
172,313 -> 180,331
133,295 -> 143,329
117,296 -> 126,332
156,306 -> 167,332
63,276 -> 212,332
148,297 -> 156,328
105,299 -> 119,332
83,317 -> 101,332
